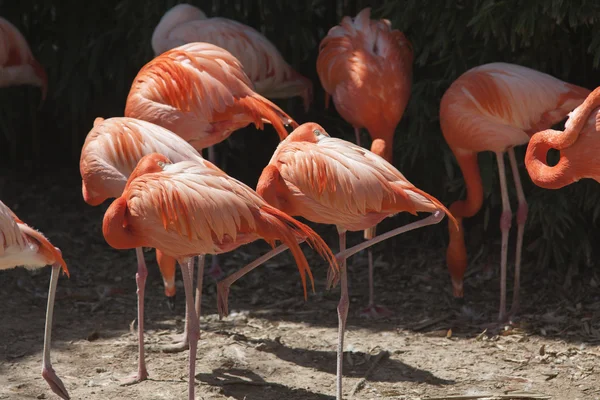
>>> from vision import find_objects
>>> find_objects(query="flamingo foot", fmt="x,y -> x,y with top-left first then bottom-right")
359,304 -> 393,319
119,369 -> 149,386
42,366 -> 70,400
216,281 -> 230,318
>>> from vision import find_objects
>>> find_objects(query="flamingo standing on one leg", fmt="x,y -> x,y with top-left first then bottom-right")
316,7 -> 413,318
101,153 -> 338,400
125,41 -> 299,281
212,122 -> 457,400
79,116 -> 209,383
525,87 -> 600,187
440,62 -> 590,320
0,17 -> 47,99
0,200 -> 69,399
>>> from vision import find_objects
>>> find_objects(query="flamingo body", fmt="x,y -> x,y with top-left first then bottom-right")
316,7 -> 412,162
125,42 -> 297,151
0,17 -> 47,99
526,86 -> 600,188
440,62 -> 590,318
152,4 -> 313,110
0,200 -> 69,399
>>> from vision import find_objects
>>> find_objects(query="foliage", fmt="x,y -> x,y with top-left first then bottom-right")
1,0 -> 600,274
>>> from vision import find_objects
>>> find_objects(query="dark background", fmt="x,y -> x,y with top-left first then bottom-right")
1,0 -> 600,278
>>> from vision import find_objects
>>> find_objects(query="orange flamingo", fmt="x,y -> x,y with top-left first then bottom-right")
0,17 -> 47,100
316,7 -> 413,317
125,41 -> 299,281
526,87 -> 600,188
79,116 -> 212,383
210,122 -> 458,400
440,62 -> 590,320
0,200 -> 69,399
102,153 -> 338,400
151,3 -> 313,112
125,42 -> 297,152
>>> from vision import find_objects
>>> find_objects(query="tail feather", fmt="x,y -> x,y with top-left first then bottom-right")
408,186 -> 459,231
19,225 -> 69,277
239,95 -> 298,141
258,205 -> 339,299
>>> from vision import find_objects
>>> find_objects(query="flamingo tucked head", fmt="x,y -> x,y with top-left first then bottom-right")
285,122 -> 331,144
103,153 -> 172,251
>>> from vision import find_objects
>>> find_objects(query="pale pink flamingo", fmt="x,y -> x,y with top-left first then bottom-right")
102,153 -> 338,400
0,17 -> 47,100
0,200 -> 69,399
151,3 -> 312,112
80,116 -> 213,383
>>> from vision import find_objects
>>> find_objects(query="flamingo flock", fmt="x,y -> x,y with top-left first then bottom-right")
2,4 -> 598,400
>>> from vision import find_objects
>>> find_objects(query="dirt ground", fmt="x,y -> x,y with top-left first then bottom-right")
1,170 -> 600,400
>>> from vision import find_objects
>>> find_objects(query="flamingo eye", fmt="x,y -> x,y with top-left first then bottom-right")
313,129 -> 328,137
157,161 -> 167,168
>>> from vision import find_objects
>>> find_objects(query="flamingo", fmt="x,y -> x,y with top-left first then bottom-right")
80,116 -> 213,382
209,122 -> 458,400
101,153 -> 338,400
316,7 -> 413,318
125,41 -> 299,281
440,62 -> 590,321
525,86 -> 600,188
0,200 -> 69,399
151,3 -> 313,112
0,17 -> 47,99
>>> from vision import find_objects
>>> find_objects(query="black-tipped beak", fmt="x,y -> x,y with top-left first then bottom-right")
167,295 -> 176,311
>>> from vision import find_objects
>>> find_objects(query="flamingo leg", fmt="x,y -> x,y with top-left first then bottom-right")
178,257 -> 200,400
336,230 -> 349,400
496,151 -> 512,322
333,211 -> 446,273
163,255 -> 204,353
507,148 -> 527,316
354,127 -> 361,147
217,244 -> 290,317
360,225 -> 393,319
121,247 -> 149,385
41,264 -> 70,400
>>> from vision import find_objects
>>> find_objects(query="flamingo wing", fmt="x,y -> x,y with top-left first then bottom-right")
125,161 -> 265,255
270,135 -> 420,215
125,42 -> 296,148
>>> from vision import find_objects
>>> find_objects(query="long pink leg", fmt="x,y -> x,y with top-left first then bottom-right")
333,211 -> 446,276
508,148 -> 527,315
336,229 -> 349,400
121,247 -> 149,385
217,244 -> 290,317
178,257 -> 200,400
163,255 -> 204,353
354,127 -> 361,147
41,264 -> 70,400
496,151 -> 512,322
360,225 -> 392,319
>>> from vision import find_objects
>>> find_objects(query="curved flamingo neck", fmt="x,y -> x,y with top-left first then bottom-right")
547,86 -> 600,150
102,197 -> 143,249
525,132 -> 575,190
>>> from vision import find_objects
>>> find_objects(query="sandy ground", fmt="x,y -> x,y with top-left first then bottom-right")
1,171 -> 600,400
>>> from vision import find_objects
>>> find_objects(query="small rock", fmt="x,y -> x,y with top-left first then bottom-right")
37,394 -> 46,399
